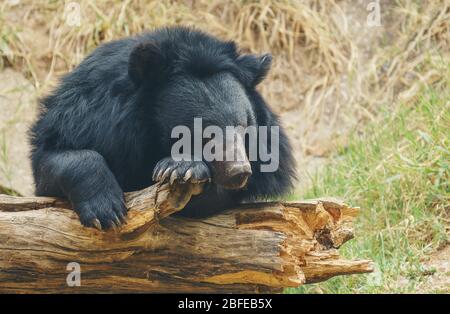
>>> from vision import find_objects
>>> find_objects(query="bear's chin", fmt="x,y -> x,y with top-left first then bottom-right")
219,175 -> 249,190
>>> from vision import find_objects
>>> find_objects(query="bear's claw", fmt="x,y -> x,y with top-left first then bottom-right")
152,157 -> 211,186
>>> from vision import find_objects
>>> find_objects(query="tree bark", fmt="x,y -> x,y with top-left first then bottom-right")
0,182 -> 373,293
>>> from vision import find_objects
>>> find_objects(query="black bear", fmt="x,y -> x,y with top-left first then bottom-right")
30,27 -> 296,229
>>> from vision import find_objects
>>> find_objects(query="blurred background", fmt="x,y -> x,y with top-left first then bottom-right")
0,0 -> 448,293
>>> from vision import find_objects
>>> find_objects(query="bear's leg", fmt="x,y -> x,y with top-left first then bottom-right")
33,150 -> 127,229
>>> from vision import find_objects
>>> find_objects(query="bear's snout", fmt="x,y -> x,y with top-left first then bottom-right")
211,160 -> 252,190
223,161 -> 252,190
209,129 -> 252,190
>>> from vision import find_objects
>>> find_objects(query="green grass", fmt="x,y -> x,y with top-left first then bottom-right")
286,86 -> 449,293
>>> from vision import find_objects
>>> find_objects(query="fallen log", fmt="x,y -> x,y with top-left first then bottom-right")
0,181 -> 373,293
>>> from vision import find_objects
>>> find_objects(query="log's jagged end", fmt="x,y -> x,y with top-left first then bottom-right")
227,200 -> 374,287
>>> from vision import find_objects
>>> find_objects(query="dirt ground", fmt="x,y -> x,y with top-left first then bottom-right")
420,245 -> 450,293
0,68 -> 36,196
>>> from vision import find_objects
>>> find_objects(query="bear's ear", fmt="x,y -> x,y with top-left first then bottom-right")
128,41 -> 168,87
235,53 -> 272,87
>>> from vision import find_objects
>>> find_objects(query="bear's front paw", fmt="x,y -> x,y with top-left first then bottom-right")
152,157 -> 211,185
73,190 -> 127,230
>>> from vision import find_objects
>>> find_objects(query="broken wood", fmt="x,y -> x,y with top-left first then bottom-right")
0,182 -> 373,293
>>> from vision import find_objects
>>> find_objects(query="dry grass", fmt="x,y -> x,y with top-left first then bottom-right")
1,0 -> 448,122
0,0 -> 448,188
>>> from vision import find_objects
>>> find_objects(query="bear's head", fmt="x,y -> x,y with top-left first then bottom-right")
128,28 -> 273,190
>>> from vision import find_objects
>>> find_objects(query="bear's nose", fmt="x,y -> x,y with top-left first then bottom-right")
223,162 -> 252,190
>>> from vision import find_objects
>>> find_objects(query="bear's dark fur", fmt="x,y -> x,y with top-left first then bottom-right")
30,27 -> 296,229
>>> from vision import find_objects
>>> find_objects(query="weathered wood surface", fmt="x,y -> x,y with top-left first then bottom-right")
0,182 -> 373,293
